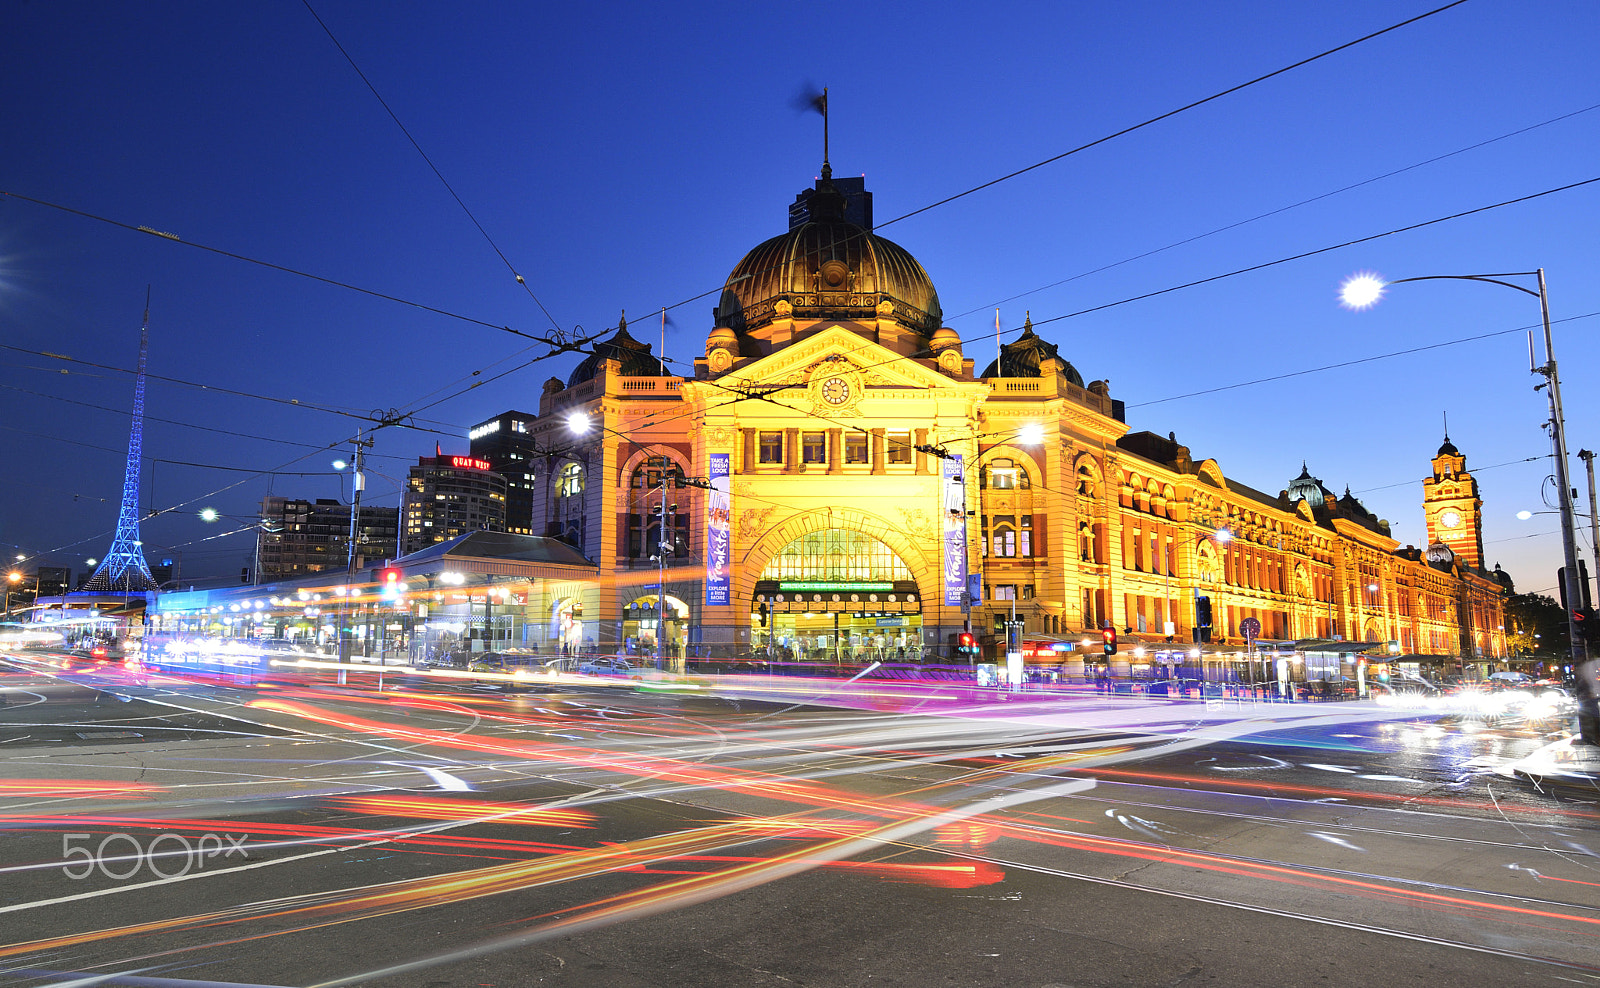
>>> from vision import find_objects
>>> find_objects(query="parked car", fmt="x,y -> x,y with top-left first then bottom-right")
576,656 -> 637,678
466,653 -> 510,674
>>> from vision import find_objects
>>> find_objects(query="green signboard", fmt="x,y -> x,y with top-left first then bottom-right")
777,582 -> 895,592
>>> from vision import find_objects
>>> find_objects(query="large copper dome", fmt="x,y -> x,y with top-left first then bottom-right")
714,178 -> 942,337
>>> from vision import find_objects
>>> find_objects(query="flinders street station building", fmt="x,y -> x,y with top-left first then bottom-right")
518,164 -> 1509,680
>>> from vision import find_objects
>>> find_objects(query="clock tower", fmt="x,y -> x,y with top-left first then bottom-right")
1423,435 -> 1485,571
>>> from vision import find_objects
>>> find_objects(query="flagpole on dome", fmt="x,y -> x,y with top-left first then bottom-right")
817,87 -> 830,180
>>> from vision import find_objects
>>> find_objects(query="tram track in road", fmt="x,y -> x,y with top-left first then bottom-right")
0,681 -> 1594,982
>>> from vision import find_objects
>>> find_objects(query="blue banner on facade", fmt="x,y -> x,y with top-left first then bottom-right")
706,452 -> 731,606
943,454 -> 967,606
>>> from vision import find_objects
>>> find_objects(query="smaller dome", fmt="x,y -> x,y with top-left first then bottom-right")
1437,434 -> 1460,456
929,327 -> 961,358
979,316 -> 1083,387
567,314 -> 665,387
706,326 -> 738,354
1287,462 -> 1334,508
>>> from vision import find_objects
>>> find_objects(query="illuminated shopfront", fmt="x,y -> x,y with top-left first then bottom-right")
749,530 -> 924,661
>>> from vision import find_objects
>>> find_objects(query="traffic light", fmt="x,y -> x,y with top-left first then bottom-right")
1574,606 -> 1599,645
378,567 -> 402,597
1195,595 -> 1212,644
957,632 -> 977,658
756,602 -> 769,627
1559,562 -> 1593,612
1101,626 -> 1117,656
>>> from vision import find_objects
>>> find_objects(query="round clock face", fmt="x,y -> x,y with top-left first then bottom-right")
821,377 -> 851,405
1439,509 -> 1462,530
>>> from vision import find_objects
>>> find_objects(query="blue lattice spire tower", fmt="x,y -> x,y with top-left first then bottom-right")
82,295 -> 160,595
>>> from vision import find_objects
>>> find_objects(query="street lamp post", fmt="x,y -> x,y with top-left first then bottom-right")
1342,269 -> 1595,743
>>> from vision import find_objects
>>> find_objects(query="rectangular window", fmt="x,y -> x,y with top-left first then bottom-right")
802,432 -> 826,464
759,432 -> 784,464
845,433 -> 869,464
992,516 -> 1016,557
886,431 -> 912,464
1020,515 -> 1032,557
994,584 -> 1016,601
1021,584 -> 1034,600
990,459 -> 1017,490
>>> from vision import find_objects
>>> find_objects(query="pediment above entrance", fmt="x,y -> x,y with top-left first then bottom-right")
707,325 -> 977,398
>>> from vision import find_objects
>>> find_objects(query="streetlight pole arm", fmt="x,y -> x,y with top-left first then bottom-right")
1382,272 -> 1543,299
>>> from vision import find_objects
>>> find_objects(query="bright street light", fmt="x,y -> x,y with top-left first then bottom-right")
332,459 -> 348,471
1016,423 -> 1045,445
1338,271 -> 1387,310
199,507 -> 219,523
567,410 -> 591,435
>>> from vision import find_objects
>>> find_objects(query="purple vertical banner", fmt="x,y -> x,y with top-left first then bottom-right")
943,454 -> 967,606
706,452 -> 731,606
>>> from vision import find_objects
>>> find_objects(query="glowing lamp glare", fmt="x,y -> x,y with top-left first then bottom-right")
1339,272 -> 1387,310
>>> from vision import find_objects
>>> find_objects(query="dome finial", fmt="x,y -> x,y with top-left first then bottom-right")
618,309 -> 626,333
1023,311 -> 1033,333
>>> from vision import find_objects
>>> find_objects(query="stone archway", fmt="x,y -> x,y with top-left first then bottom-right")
737,507 -> 937,608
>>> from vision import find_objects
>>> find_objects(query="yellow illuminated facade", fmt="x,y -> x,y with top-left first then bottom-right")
529,169 -> 1506,671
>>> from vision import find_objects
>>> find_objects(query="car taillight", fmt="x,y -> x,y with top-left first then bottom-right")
92,647 -> 107,658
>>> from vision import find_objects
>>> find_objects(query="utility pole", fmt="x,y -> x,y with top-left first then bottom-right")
1529,271 -> 1597,745
338,430 -> 374,683
656,465 -> 669,673
1580,449 -> 1599,612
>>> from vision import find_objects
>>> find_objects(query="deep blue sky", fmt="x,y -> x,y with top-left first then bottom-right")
2,1 -> 1596,595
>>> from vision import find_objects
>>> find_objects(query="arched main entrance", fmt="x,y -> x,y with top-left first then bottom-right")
751,529 -> 924,662
622,593 -> 689,659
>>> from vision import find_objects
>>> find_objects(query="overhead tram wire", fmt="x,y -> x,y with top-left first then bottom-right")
1030,175 -> 1600,331
885,2 -> 1474,232
0,421 -> 375,477
949,100 -> 1600,322
1129,309 -> 1599,410
780,173 -> 1600,393
0,381 -> 418,459
0,340 -> 465,436
0,6 -> 1476,458
642,1 -> 1473,326
0,5 -> 1476,445
0,190 -> 597,354
300,0 -> 566,337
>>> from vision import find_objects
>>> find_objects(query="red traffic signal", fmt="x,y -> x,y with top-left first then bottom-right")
378,568 -> 403,589
957,632 -> 976,655
1101,627 -> 1117,655
1574,606 -> 1598,644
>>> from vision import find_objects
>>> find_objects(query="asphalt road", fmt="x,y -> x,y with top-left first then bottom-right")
0,650 -> 1596,988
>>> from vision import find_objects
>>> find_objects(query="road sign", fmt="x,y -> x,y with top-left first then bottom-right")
1240,617 -> 1261,641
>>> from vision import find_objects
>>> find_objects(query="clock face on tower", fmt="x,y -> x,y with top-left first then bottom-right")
821,377 -> 851,405
1439,509 -> 1462,531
